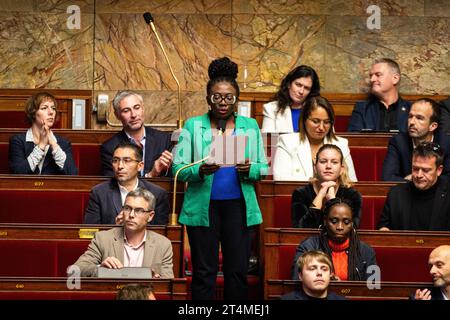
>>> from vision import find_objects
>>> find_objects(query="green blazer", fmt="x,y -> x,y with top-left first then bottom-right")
172,113 -> 268,227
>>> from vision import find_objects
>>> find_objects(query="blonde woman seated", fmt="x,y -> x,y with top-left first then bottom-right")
273,96 -> 357,181
291,144 -> 362,228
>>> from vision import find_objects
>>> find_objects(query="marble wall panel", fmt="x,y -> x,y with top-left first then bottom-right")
94,13 -> 232,91
232,14 -> 326,92
324,15 -> 450,94
0,12 -> 93,89
232,0 -> 424,16
425,0 -> 450,17
96,0 -> 230,14
0,0 -> 94,12
94,90 -> 208,128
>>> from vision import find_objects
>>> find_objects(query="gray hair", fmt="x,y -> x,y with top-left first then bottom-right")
112,90 -> 144,115
373,58 -> 401,77
125,187 -> 156,211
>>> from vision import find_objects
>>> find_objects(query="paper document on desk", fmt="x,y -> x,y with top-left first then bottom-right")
97,267 -> 152,279
207,135 -> 248,166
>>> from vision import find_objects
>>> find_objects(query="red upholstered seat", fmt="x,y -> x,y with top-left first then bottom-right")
0,144 -> 8,174
57,241 -> 91,277
278,246 -> 297,280
0,191 -> 89,224
350,147 -> 387,181
359,196 -> 386,230
273,245 -> 432,282
334,116 -> 350,133
374,247 -> 432,282
0,240 -> 58,277
0,143 -> 102,175
71,144 -> 102,176
273,196 -> 292,228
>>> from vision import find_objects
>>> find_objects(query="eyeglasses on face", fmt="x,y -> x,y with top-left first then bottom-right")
308,118 -> 332,127
111,157 -> 140,165
210,93 -> 237,105
121,205 -> 151,216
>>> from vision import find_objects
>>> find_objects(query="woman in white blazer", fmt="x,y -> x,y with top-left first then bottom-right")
261,65 -> 320,133
273,96 -> 357,181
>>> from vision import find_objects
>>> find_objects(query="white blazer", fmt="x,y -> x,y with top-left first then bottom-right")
273,133 -> 358,182
261,101 -> 294,133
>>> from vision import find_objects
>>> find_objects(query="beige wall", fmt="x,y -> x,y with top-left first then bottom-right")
0,0 -> 449,128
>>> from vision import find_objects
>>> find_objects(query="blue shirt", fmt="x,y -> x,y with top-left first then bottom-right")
210,166 -> 242,200
291,108 -> 301,132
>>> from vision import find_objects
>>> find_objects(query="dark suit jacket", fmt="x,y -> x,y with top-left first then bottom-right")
409,287 -> 448,300
9,132 -> 78,175
377,177 -> 450,231
83,178 -> 170,225
280,288 -> 346,300
382,130 -> 450,181
439,98 -> 450,133
101,126 -> 172,176
347,96 -> 411,132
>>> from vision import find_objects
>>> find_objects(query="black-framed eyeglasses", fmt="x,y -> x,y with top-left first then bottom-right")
210,93 -> 237,105
112,157 -> 140,165
121,205 -> 151,216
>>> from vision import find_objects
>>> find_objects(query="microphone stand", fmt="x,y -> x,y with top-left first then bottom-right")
143,12 -> 183,129
170,156 -> 209,226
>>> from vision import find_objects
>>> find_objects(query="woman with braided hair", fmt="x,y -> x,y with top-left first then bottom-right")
291,198 -> 377,281
173,57 -> 268,299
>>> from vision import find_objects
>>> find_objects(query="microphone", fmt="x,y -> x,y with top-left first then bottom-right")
217,119 -> 227,135
143,12 -> 183,130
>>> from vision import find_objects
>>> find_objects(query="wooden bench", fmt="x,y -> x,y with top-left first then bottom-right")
0,175 -> 184,224
240,92 -> 448,133
257,180 -> 396,230
0,128 -> 392,179
0,224 -> 184,278
0,277 -> 188,300
263,227 -> 450,298
266,280 -> 429,300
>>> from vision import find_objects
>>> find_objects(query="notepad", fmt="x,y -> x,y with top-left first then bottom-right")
97,267 -> 152,279
206,135 -> 248,166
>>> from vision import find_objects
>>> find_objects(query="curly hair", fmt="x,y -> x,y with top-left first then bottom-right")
206,57 -> 240,97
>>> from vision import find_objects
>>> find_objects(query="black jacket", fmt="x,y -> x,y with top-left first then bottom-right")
101,126 -> 172,177
381,130 -> 450,181
348,96 -> 411,132
9,132 -> 78,175
83,178 -> 170,225
292,184 -> 362,228
291,235 -> 377,281
377,176 -> 450,231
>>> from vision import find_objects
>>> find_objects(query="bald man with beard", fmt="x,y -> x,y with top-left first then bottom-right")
412,245 -> 450,300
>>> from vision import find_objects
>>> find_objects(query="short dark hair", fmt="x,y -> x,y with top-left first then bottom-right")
116,283 -> 155,300
24,92 -> 57,124
299,96 -> 337,141
275,65 -> 320,113
114,141 -> 143,162
412,98 -> 441,124
413,142 -> 444,167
